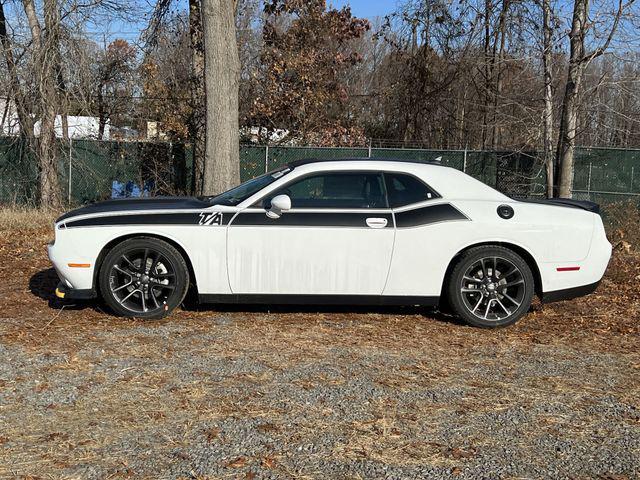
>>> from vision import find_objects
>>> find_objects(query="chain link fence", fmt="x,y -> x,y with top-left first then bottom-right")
0,137 -> 38,204
573,147 -> 640,204
0,137 -> 191,205
0,136 -> 638,206
242,145 -> 545,196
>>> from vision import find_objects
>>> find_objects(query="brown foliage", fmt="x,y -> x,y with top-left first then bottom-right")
140,17 -> 194,142
248,0 -> 369,145
141,61 -> 192,141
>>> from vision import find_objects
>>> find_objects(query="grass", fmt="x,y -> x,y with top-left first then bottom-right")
0,206 -> 59,232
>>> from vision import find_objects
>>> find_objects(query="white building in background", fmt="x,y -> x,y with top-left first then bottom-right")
34,115 -> 110,140
1,98 -> 112,139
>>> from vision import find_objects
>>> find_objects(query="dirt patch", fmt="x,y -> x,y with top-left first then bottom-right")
0,217 -> 639,479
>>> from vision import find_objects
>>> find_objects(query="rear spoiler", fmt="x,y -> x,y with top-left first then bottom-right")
517,198 -> 600,214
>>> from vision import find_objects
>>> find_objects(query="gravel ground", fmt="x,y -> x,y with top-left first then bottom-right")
0,222 -> 639,479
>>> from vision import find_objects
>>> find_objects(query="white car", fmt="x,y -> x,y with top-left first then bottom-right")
48,158 -> 612,327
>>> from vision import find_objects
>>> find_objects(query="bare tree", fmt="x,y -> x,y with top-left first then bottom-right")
0,1 -> 34,138
489,0 -> 512,150
555,0 -> 635,198
94,39 -> 137,139
541,0 -> 555,198
141,14 -> 193,142
21,0 -> 62,207
188,0 -> 206,194
201,0 -> 240,194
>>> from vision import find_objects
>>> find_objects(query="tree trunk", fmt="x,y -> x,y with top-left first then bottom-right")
555,0 -> 589,198
491,0 -> 510,151
38,0 -> 61,207
21,0 -> 61,207
56,59 -> 69,139
542,0 -> 555,198
189,0 -> 206,195
21,0 -> 42,45
481,0 -> 492,150
200,0 -> 240,195
97,83 -> 107,140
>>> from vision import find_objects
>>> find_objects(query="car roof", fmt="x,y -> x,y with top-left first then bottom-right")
280,156 -> 508,202
286,157 -> 445,168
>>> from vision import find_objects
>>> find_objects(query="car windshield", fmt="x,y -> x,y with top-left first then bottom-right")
206,166 -> 293,206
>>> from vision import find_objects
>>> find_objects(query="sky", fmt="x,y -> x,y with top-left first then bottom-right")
58,0 -> 396,46
330,0 -> 396,19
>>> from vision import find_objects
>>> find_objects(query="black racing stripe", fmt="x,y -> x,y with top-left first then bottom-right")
232,211 -> 393,228
394,203 -> 468,228
65,211 -> 231,228
64,206 -> 463,229
57,197 -> 212,222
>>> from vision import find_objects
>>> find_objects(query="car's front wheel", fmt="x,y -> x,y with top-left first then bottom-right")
447,246 -> 535,328
99,237 -> 189,319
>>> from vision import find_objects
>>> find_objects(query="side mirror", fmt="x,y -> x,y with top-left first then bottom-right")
266,194 -> 291,219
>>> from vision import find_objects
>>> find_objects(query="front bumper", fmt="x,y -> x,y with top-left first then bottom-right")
55,282 -> 97,300
48,239 -> 95,292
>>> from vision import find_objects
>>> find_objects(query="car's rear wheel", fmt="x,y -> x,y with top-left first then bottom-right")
99,237 -> 189,319
447,246 -> 534,328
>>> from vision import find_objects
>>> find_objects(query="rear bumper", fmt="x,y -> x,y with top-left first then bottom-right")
540,214 -> 612,294
55,282 -> 97,300
541,280 -> 600,303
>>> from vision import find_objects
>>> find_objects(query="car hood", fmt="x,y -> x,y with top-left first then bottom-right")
56,197 -> 213,223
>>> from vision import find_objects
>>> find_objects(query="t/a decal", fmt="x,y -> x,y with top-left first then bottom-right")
199,212 -> 223,226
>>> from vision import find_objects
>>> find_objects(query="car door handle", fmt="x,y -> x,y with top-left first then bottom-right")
366,217 -> 388,229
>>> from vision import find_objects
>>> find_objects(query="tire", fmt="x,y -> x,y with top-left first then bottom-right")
99,237 -> 189,319
446,246 -> 535,328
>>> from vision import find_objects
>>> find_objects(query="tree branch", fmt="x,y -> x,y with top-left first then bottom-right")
580,0 -> 636,63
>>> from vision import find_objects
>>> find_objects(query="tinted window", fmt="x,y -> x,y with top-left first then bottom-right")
208,167 -> 292,206
384,173 -> 437,208
273,173 -> 387,209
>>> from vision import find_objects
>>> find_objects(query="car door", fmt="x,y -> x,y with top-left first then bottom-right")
227,171 -> 395,296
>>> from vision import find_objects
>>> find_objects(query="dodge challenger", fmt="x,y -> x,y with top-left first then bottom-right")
48,158 -> 612,327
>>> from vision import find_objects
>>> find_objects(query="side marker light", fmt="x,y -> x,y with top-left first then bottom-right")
556,266 -> 580,272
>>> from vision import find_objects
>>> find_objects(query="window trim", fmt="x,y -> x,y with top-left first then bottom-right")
382,171 -> 441,209
252,170 -> 390,210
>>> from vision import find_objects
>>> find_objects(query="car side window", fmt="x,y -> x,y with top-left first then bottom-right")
384,172 -> 439,208
271,173 -> 387,209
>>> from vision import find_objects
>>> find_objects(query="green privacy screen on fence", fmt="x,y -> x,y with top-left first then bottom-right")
573,147 -> 640,204
0,137 -> 638,205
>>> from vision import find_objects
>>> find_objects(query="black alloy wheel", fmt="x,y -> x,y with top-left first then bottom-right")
447,245 -> 535,327
99,237 -> 189,318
